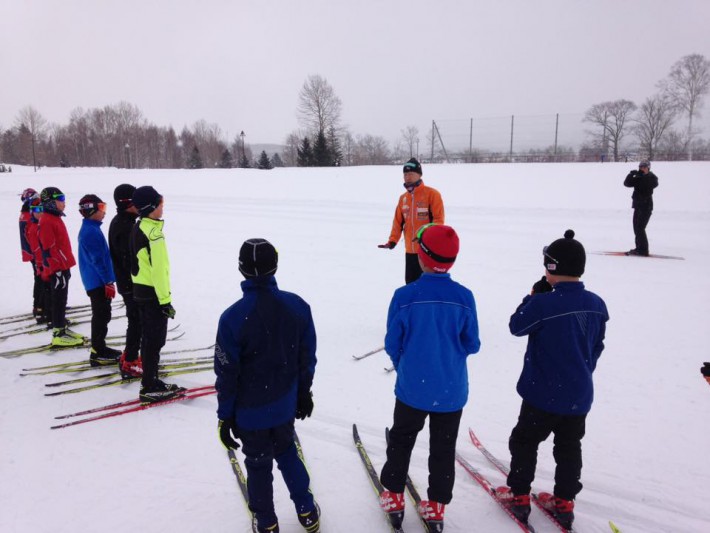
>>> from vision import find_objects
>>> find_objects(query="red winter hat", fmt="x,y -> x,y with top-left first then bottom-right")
417,224 -> 459,273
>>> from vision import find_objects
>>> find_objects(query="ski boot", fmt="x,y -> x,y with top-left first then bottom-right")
51,328 -> 85,348
380,490 -> 405,529
418,500 -> 445,532
252,517 -> 279,533
119,352 -> 143,379
89,346 -> 122,367
139,379 -> 185,403
537,492 -> 575,531
494,486 -> 531,524
297,502 -> 320,532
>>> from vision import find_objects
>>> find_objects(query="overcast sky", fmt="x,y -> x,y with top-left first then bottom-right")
2,0 -> 709,148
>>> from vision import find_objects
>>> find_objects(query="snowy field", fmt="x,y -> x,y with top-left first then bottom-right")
0,161 -> 709,533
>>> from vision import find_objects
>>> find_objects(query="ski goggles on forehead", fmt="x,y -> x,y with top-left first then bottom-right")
414,223 -> 436,242
80,201 -> 106,212
52,193 -> 66,202
29,203 -> 44,213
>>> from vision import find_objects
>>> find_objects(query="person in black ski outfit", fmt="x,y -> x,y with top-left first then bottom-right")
108,184 -> 144,379
623,160 -> 658,256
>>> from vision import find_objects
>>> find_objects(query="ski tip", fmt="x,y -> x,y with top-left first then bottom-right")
609,520 -> 622,533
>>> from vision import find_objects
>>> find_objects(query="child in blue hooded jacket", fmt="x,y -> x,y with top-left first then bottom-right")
77,194 -> 120,366
495,229 -> 609,531
379,223 -> 480,532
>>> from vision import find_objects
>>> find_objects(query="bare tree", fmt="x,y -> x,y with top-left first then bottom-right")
282,132 -> 301,167
584,100 -> 637,162
400,125 -> 420,159
15,106 -> 48,169
353,134 -> 390,165
659,53 -> 710,160
633,93 -> 678,160
297,74 -> 342,135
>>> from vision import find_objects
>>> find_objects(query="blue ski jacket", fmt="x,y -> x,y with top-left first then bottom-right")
214,276 -> 317,430
78,218 -> 116,291
385,272 -> 481,413
509,281 -> 609,415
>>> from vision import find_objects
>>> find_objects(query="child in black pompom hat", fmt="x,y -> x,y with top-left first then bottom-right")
542,229 -> 586,278
494,229 -> 609,530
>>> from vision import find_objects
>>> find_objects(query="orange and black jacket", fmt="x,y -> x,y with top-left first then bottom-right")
387,180 -> 445,254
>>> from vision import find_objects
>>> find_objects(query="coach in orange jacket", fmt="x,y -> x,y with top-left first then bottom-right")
379,158 -> 445,284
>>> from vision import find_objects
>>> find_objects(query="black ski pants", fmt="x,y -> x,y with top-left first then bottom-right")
120,290 -> 142,360
87,286 -> 112,353
49,269 -> 70,329
136,299 -> 167,387
381,399 -> 463,504
507,401 -> 586,501
31,262 -> 50,321
405,253 -> 423,285
632,205 -> 653,255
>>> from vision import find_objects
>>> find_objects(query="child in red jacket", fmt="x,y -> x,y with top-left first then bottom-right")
38,187 -> 85,347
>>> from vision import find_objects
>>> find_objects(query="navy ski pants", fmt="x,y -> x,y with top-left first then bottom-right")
240,420 -> 314,528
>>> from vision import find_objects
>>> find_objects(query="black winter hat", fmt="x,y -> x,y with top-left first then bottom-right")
78,194 -> 104,218
239,238 -> 278,278
543,229 -> 586,277
114,183 -> 136,210
403,157 -> 423,175
132,186 -> 163,217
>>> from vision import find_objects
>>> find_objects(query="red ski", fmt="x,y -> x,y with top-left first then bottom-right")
51,387 -> 216,429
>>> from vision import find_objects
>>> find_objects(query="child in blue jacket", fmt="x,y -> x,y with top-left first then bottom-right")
495,229 -> 609,531
379,224 -> 481,532
77,194 -> 120,366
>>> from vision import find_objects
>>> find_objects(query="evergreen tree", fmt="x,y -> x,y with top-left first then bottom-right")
257,150 -> 272,169
297,137 -> 314,167
188,145 -> 203,169
327,126 -> 342,166
59,153 -> 70,167
239,154 -> 251,168
271,153 -> 284,167
219,148 -> 233,168
313,129 -> 332,166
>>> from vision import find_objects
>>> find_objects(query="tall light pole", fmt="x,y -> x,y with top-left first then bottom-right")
124,143 -> 131,169
31,135 -> 37,172
239,131 -> 246,168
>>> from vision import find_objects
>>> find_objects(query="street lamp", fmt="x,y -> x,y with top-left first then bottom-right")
124,143 -> 131,169
240,130 -> 246,159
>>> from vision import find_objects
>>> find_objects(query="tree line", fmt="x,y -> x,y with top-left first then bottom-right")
581,53 -> 710,161
1,54 -> 708,169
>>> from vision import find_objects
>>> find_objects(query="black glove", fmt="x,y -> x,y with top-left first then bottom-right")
295,391 -> 314,420
701,362 -> 710,377
531,276 -> 553,294
378,241 -> 396,249
161,303 -> 176,319
218,419 -> 240,450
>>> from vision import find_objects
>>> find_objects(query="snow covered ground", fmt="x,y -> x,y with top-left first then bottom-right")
0,161 -> 708,533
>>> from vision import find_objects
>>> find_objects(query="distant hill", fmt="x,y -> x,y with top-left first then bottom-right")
249,144 -> 286,157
